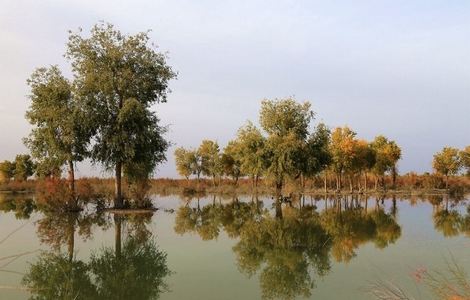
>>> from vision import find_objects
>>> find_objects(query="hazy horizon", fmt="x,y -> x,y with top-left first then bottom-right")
1,0 -> 469,178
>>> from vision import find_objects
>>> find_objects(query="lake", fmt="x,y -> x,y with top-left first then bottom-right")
0,193 -> 469,300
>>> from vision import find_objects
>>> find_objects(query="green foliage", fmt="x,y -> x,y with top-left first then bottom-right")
302,123 -> 332,177
65,22 -> 175,204
370,135 -> 402,177
89,237 -> 170,300
260,98 -> 315,189
259,97 -> 313,138
13,154 -> 35,181
221,141 -> 243,182
174,147 -> 194,180
0,160 -> 15,182
23,252 -> 97,300
198,140 -> 222,183
24,66 -> 90,180
234,122 -> 266,183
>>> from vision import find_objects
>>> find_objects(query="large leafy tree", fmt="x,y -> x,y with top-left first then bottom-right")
235,122 -> 266,188
370,135 -> 402,190
349,140 -> 376,192
433,147 -> 462,189
66,23 -> 176,207
328,126 -> 357,190
221,141 -> 243,184
174,147 -> 195,181
300,123 -> 332,188
259,98 -> 314,193
25,66 -> 91,206
198,140 -> 222,186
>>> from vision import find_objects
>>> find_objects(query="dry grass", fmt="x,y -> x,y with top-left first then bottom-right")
367,256 -> 470,300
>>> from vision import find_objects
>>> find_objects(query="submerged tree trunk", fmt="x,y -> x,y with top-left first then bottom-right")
67,160 -> 76,209
115,215 -> 122,258
67,219 -> 75,262
115,161 -> 123,208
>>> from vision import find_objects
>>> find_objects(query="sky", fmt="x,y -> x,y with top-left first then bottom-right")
0,0 -> 469,178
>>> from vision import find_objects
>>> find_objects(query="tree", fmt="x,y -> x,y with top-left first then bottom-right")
350,140 -> 376,192
0,160 -> 15,183
66,22 -> 176,208
24,66 -> 91,206
460,146 -> 470,176
13,154 -> 35,181
221,141 -> 243,184
387,141 -> 402,189
235,122 -> 266,188
259,98 -> 314,193
433,147 -> 462,189
298,123 -> 332,189
174,147 -> 194,181
198,140 -> 222,186
370,136 -> 402,190
328,127 -> 357,190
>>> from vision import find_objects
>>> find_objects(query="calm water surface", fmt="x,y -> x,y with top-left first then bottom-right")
0,193 -> 469,300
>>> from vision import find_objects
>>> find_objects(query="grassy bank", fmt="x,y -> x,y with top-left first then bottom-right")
1,175 -> 469,199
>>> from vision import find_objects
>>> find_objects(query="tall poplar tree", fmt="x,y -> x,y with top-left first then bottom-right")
25,66 -> 90,208
66,23 -> 176,208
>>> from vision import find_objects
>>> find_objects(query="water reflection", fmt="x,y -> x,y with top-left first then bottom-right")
0,193 -> 469,300
0,193 -> 36,219
20,211 -> 171,300
431,195 -> 470,238
174,195 -> 403,299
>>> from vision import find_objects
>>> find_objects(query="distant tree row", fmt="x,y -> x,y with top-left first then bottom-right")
175,97 -> 402,193
9,22 -> 176,210
0,154 -> 35,182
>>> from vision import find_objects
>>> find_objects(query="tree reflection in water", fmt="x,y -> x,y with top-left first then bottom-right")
431,195 -> 470,238
22,211 -> 171,300
174,194 -> 402,299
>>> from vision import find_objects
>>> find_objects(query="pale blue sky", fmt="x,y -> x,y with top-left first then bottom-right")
1,0 -> 469,178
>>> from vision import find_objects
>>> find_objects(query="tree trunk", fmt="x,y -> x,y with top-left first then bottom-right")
115,161 -> 123,208
375,176 -> 379,191
324,172 -> 328,193
445,174 -> 449,190
349,175 -> 353,193
364,173 -> 368,192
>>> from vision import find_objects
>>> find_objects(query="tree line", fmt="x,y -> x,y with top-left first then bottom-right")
175,97 -> 403,194
175,98 -> 470,194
